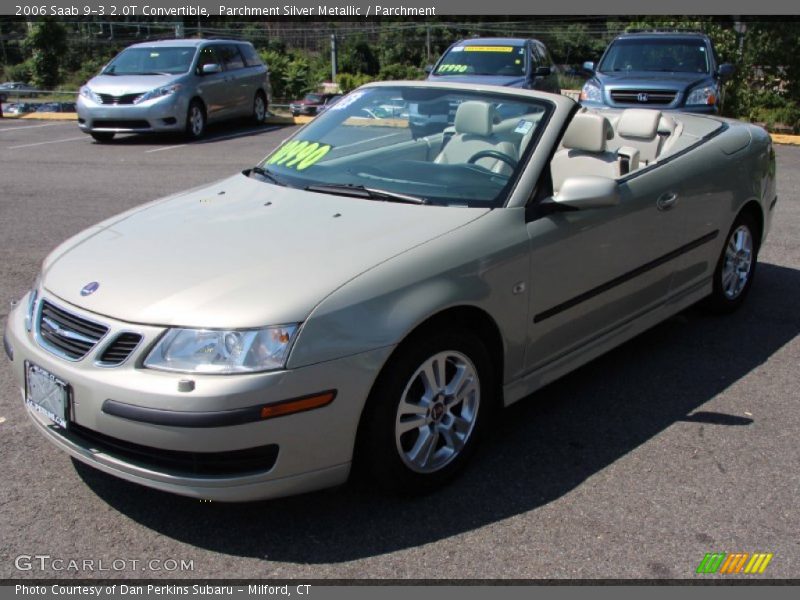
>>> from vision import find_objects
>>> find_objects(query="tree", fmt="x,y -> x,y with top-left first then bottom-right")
23,19 -> 67,89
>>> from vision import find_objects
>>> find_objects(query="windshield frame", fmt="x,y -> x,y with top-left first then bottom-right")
256,85 -> 555,209
434,43 -> 528,78
597,37 -> 712,74
102,46 -> 198,76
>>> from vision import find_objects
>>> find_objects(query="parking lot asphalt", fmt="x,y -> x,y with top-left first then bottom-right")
0,118 -> 798,580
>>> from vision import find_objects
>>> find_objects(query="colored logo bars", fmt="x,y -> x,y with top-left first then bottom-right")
696,552 -> 774,574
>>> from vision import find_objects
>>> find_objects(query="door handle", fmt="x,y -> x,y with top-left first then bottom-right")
656,191 -> 679,211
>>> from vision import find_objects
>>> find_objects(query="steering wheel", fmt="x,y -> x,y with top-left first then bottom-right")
466,150 -> 518,170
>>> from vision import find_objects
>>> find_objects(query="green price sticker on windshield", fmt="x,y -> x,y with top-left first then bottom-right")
437,64 -> 469,73
266,140 -> 332,171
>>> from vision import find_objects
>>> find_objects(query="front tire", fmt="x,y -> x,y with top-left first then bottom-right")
185,100 -> 206,140
356,329 -> 494,493
705,211 -> 759,313
90,132 -> 115,143
253,92 -> 267,124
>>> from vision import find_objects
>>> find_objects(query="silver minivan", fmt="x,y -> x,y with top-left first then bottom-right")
77,39 -> 269,142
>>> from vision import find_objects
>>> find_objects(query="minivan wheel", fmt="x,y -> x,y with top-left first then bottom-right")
704,211 -> 759,313
356,329 -> 493,493
90,132 -> 115,143
253,92 -> 267,123
185,101 -> 206,140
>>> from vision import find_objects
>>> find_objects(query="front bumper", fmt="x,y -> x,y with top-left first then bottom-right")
77,94 -> 189,134
4,292 -> 393,501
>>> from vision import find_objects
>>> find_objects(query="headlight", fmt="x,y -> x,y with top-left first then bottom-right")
686,85 -> 717,106
144,325 -> 299,374
79,86 -> 102,104
133,84 -> 182,104
580,81 -> 602,103
25,274 -> 41,332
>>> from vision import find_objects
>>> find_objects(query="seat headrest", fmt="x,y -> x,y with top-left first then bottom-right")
617,109 -> 662,139
454,101 -> 495,136
657,114 -> 677,135
562,113 -> 613,153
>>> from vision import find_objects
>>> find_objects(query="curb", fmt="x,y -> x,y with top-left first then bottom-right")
3,112 -> 77,121
770,134 -> 800,146
264,115 -> 314,125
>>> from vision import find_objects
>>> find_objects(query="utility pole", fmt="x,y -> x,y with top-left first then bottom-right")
733,18 -> 746,60
330,32 -> 337,84
426,26 -> 431,63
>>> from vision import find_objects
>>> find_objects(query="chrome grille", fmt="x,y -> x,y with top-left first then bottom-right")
97,93 -> 140,105
37,300 -> 108,360
610,90 -> 677,105
98,332 -> 142,366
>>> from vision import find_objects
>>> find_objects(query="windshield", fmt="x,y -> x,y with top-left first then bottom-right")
435,44 -> 526,77
257,85 -> 551,207
103,47 -> 196,75
304,93 -> 323,103
598,38 -> 710,74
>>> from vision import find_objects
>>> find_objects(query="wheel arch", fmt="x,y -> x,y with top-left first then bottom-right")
737,199 -> 764,250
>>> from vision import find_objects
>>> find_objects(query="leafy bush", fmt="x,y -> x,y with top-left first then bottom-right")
24,19 -> 67,89
378,63 -> 424,81
336,72 -> 375,93
3,59 -> 33,84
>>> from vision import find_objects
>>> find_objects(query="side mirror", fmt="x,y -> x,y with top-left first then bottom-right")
533,66 -> 552,77
424,65 -> 433,75
552,176 -> 619,210
582,61 -> 595,74
718,63 -> 735,80
201,63 -> 222,75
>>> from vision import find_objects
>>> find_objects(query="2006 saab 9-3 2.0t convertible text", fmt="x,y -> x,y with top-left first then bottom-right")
4,82 -> 776,501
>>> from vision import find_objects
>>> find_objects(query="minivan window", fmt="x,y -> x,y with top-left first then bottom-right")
218,45 -> 245,71
103,47 -> 196,76
239,44 -> 263,68
435,44 -> 526,77
598,38 -> 710,74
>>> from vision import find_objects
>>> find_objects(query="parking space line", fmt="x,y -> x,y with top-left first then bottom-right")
144,126 -> 281,153
8,136 -> 86,149
0,122 -> 72,133
335,131 -> 407,151
145,143 -> 187,154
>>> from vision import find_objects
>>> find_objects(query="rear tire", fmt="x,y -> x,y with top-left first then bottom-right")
704,211 -> 759,313
355,329 -> 494,494
90,132 -> 115,143
253,92 -> 267,124
185,100 -> 206,140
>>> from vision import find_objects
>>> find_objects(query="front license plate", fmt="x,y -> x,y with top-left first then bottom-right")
25,362 -> 69,428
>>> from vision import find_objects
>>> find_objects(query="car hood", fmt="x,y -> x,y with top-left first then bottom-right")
43,174 -> 489,328
595,71 -> 712,89
86,74 -> 181,95
427,74 -> 526,87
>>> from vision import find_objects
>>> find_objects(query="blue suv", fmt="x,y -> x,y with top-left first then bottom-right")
580,32 -> 734,113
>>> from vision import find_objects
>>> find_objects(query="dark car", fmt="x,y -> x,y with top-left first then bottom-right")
580,31 -> 735,113
289,93 -> 341,117
426,37 -> 560,93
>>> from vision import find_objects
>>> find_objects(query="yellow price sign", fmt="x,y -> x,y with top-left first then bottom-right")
464,46 -> 514,53
266,140 -> 332,171
437,64 -> 469,73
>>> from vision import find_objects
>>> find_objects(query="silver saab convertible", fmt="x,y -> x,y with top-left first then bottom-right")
4,82 -> 776,501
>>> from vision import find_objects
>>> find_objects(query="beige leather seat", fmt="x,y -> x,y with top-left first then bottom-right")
434,101 -> 516,175
608,108 -> 664,164
550,112 -> 618,193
